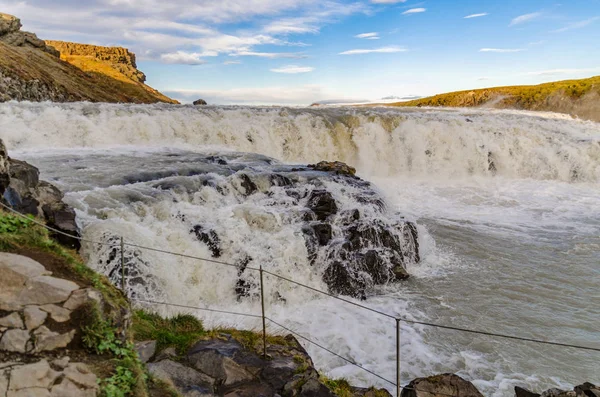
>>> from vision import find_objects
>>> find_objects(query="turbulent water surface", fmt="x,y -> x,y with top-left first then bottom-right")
2,102 -> 599,396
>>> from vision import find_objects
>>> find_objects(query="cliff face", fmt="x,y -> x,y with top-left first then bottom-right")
45,41 -> 147,83
0,13 -> 178,104
0,12 -> 59,57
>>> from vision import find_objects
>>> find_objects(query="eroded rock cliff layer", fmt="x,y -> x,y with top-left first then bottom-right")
45,41 -> 147,84
0,13 -> 178,104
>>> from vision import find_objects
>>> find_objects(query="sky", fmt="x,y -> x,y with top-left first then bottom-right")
2,0 -> 600,105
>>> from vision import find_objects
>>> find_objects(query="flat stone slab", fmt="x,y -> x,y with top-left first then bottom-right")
9,360 -> 60,390
0,253 -> 51,310
148,360 -> 215,395
0,329 -> 30,353
24,306 -> 48,330
19,276 -> 79,306
0,312 -> 24,329
40,304 -> 71,322
33,326 -> 75,353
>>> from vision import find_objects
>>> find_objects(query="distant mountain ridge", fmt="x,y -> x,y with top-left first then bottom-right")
0,13 -> 177,104
383,76 -> 600,122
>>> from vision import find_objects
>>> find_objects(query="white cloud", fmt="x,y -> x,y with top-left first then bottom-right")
526,68 -> 600,76
263,2 -> 369,35
477,77 -> 492,81
270,65 -> 315,73
371,0 -> 407,3
479,48 -> 524,53
0,0 -> 365,64
464,13 -> 488,19
552,17 -> 599,33
224,60 -> 241,65
339,46 -> 407,55
163,85 -> 334,105
355,32 -> 380,39
510,12 -> 542,26
231,51 -> 308,59
160,51 -> 217,65
402,8 -> 426,15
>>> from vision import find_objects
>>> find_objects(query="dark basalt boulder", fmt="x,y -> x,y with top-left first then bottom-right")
237,173 -> 258,196
308,161 -> 356,176
515,386 -> 541,397
191,225 -> 222,257
307,190 -> 338,221
43,202 -> 80,249
9,158 -> 39,188
401,374 -> 484,397
0,139 -> 10,195
193,99 -> 207,105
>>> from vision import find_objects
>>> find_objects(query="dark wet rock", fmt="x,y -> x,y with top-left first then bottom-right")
193,99 -> 207,106
488,151 -> 497,174
307,190 -> 338,221
9,158 -> 39,189
311,223 -> 332,246
42,202 -> 80,249
207,155 -> 228,165
191,225 -> 222,257
574,383 -> 599,397
323,262 -> 367,300
308,161 -> 356,176
401,374 -> 484,397
516,386 -> 541,397
148,359 -> 215,395
0,139 -> 9,195
188,338 -> 257,386
235,256 -> 258,298
270,174 -> 293,187
238,173 -> 258,196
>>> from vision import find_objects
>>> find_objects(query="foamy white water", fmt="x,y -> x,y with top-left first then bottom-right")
2,102 -> 599,396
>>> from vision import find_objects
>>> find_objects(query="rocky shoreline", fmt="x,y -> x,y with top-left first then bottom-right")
0,139 -> 80,248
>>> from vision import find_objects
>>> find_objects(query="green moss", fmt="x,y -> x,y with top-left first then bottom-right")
132,310 -> 206,354
147,377 -> 181,397
321,376 -> 354,397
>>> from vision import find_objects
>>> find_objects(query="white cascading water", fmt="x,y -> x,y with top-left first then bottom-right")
2,102 -> 599,396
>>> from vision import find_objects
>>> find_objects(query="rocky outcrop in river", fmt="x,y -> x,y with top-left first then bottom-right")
84,152 -> 420,300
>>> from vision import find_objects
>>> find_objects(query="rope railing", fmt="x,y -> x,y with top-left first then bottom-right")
1,201 -> 599,396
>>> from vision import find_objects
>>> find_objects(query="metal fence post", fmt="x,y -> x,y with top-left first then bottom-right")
260,265 -> 267,358
120,236 -> 126,294
396,318 -> 401,397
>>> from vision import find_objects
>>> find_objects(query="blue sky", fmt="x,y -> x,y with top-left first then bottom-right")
2,0 -> 600,104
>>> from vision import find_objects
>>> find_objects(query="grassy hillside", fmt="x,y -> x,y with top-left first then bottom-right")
0,41 -> 178,104
385,76 -> 600,122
